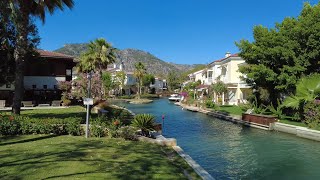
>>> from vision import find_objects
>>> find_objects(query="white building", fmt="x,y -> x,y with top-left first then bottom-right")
187,52 -> 251,105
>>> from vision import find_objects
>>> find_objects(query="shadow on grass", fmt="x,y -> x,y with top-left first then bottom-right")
0,135 -> 58,146
1,136 -> 192,179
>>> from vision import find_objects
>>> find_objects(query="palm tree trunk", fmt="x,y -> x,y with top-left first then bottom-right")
12,7 -> 29,115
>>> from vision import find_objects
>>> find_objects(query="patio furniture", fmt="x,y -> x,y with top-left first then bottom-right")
0,100 -> 5,108
22,101 -> 34,107
51,100 -> 61,107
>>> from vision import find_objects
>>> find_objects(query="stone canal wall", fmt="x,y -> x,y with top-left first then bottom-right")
271,122 -> 320,142
177,102 -> 320,142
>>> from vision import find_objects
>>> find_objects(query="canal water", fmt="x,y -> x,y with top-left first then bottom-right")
118,99 -> 320,179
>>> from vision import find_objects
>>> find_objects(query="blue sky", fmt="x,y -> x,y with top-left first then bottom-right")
37,0 -> 319,64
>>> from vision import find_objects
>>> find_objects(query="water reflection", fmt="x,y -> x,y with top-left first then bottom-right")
116,99 -> 320,179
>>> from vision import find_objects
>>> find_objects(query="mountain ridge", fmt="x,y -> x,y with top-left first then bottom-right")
54,43 -> 202,76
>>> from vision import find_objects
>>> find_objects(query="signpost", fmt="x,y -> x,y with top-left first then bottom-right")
85,72 -> 93,138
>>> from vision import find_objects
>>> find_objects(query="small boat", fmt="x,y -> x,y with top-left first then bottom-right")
168,94 -> 181,102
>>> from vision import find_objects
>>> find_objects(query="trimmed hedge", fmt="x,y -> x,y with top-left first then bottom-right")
0,114 -> 82,136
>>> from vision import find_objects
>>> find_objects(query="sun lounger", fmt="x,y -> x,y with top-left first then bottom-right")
51,100 -> 61,107
22,101 -> 34,107
0,100 -> 5,108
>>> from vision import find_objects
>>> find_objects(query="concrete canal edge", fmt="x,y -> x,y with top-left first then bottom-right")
173,146 -> 215,180
270,122 -> 320,142
177,102 -> 320,142
138,134 -> 214,180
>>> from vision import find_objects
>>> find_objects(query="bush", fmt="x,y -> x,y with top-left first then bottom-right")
104,106 -> 133,125
118,126 -> 138,140
0,115 -> 21,135
90,117 -> 107,137
140,94 -> 159,99
106,119 -> 122,138
0,115 -> 82,136
62,98 -> 72,106
132,114 -> 155,137
304,100 -> 320,129
205,100 -> 215,109
118,95 -> 134,99
66,118 -> 82,136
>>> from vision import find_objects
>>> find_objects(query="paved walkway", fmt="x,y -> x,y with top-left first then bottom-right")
0,106 -> 68,111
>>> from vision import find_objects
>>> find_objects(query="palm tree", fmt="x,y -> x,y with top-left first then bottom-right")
134,62 -> 146,99
283,74 -> 320,112
9,0 -> 74,114
212,81 -> 228,104
78,38 -> 117,98
78,38 -> 116,75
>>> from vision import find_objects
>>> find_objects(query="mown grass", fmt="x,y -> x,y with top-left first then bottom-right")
215,105 -> 244,116
19,106 -> 87,119
0,135 -> 200,179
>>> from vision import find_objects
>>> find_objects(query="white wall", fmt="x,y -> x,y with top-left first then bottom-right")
24,76 -> 66,89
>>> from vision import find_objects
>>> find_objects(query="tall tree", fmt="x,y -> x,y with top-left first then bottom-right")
142,74 -> 155,93
167,71 -> 180,91
101,72 -> 115,97
78,38 -> 116,75
0,1 -> 16,86
211,81 -> 227,100
237,2 -> 320,107
134,62 -> 146,99
115,71 -> 126,95
9,0 -> 74,114
78,38 -> 117,98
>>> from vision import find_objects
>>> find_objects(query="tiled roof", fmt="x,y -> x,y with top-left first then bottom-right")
37,49 -> 74,59
209,53 -> 239,65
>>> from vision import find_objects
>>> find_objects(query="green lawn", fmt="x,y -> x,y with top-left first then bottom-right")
19,106 -> 88,119
215,105 -> 244,116
0,135 -> 200,179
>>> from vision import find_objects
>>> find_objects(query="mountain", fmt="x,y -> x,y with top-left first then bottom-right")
54,43 -> 202,76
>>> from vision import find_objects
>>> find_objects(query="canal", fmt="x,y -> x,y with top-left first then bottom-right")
119,98 -> 320,179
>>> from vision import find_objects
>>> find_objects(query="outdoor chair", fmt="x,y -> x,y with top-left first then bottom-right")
22,101 -> 34,107
0,100 -> 5,108
51,100 -> 61,107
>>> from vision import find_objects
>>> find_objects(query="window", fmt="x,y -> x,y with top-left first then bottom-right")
6,84 -> 11,88
66,69 -> 72,76
54,85 -> 58,89
32,85 -> 37,89
43,85 -> 47,89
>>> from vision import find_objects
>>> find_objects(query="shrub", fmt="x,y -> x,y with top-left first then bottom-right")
104,106 -> 133,124
132,114 -> 155,137
304,100 -> 320,129
205,100 -> 215,109
118,126 -> 138,140
106,119 -> 122,138
66,118 -> 82,136
118,95 -> 134,99
0,115 -> 21,135
90,117 -> 107,137
62,98 -> 72,106
0,115 -> 82,136
140,94 -> 159,99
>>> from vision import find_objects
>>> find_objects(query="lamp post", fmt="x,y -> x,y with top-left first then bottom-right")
162,114 -> 165,135
85,71 -> 92,138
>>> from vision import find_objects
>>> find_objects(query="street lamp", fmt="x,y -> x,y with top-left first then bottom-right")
85,71 -> 93,138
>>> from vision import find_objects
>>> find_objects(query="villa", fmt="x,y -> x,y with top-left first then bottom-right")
187,52 -> 251,105
0,50 -> 77,106
108,62 -> 167,95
